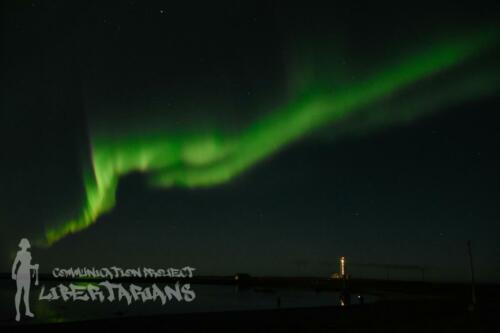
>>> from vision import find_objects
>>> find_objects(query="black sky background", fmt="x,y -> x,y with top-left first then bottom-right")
1,1 -> 500,282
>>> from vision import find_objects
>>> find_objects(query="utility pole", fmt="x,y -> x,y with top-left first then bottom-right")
467,240 -> 476,310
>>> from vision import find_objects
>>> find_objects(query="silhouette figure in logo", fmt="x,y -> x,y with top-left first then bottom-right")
11,238 -> 39,322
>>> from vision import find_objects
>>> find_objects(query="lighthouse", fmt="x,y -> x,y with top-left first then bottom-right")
330,256 -> 349,279
340,256 -> 346,278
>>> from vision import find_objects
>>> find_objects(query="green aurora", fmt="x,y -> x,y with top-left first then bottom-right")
43,30 -> 500,245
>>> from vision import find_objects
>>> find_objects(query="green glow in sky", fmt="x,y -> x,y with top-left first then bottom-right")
44,31 -> 499,245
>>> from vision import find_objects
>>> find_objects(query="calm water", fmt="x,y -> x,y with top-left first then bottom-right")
0,279 -> 376,324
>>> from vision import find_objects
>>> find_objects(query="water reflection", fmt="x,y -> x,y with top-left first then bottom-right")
0,280 -> 378,324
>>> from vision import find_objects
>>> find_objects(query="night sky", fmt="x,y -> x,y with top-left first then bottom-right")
2,1 -> 500,282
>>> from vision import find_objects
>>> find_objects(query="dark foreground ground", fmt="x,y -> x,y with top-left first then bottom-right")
4,299 -> 500,332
